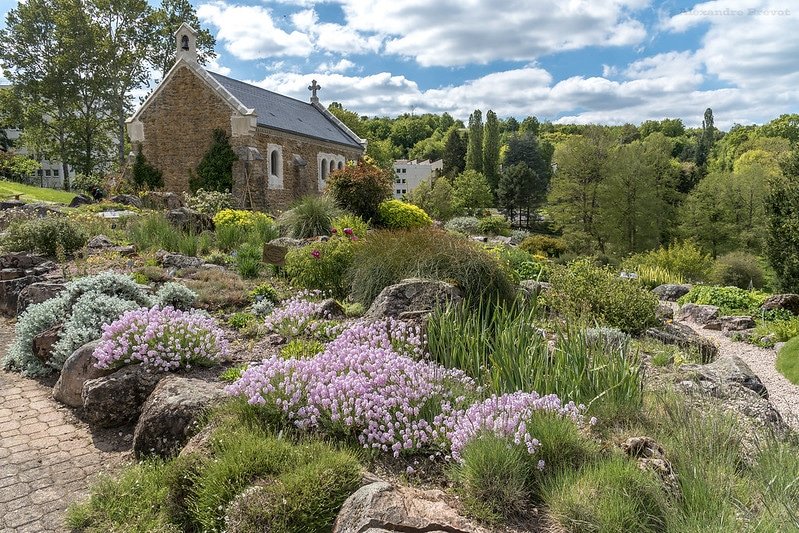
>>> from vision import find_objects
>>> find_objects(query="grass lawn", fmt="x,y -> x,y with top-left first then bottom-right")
0,179 -> 76,204
776,335 -> 799,384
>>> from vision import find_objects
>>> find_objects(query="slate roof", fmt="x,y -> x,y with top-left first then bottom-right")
208,72 -> 363,149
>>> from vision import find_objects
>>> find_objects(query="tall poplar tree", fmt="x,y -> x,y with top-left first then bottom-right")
442,126 -> 466,177
482,110 -> 500,191
465,109 -> 483,173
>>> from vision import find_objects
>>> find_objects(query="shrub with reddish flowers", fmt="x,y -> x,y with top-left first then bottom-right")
227,318 -> 585,460
93,306 -> 229,372
284,235 -> 357,299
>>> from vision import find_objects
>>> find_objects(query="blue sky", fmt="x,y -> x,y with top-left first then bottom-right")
2,0 -> 797,128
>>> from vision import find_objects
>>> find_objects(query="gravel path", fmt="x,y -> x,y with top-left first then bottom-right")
680,319 -> 799,430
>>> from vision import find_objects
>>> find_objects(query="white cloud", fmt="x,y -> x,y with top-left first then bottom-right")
291,8 -> 381,55
197,2 -> 313,60
340,0 -> 648,66
318,59 -> 356,73
205,55 -> 232,77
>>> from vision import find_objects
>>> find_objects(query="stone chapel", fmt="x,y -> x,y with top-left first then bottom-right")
125,23 -> 366,212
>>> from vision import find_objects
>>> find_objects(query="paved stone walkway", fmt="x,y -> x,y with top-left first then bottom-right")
0,319 -> 130,532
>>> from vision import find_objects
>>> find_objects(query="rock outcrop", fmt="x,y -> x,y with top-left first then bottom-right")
81,365 -> 163,427
676,303 -> 720,325
760,293 -> 799,315
53,340 -> 112,407
652,284 -> 692,302
365,278 -> 463,320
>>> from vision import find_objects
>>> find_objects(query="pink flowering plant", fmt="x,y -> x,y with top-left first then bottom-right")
262,291 -> 342,340
93,306 -> 229,372
227,318 -> 585,461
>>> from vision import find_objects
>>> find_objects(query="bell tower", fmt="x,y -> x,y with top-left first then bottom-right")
175,22 -> 198,64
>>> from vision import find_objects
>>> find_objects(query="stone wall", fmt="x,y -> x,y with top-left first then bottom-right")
137,66 -> 233,193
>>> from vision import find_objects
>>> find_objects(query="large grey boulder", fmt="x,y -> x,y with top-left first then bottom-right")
53,340 -> 112,407
681,355 -> 768,398
644,322 -> 718,362
110,194 -> 143,209
133,377 -> 227,458
81,365 -> 163,428
365,278 -> 463,320
32,323 -> 62,364
652,284 -> 692,302
333,482 -> 489,533
676,303 -> 720,325
141,191 -> 183,211
17,282 -> 66,316
0,275 -> 44,316
704,315 -> 756,332
519,280 -> 552,298
760,293 -> 799,315
155,250 -> 204,270
165,207 -> 214,233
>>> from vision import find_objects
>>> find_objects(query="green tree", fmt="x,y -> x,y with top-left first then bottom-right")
465,109 -> 483,173
389,115 -> 432,157
766,150 -> 799,291
191,128 -> 237,192
407,176 -> 458,221
496,162 -> 546,226
680,172 -> 738,257
150,0 -> 216,80
547,128 -> 614,252
328,102 -> 366,138
761,114 -> 799,144
365,138 -> 399,172
408,129 -> 445,162
453,169 -> 492,214
696,107 -> 716,168
442,126 -> 466,177
131,147 -> 163,189
482,110 -> 501,192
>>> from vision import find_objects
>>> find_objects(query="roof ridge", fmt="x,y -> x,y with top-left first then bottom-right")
207,71 -> 315,108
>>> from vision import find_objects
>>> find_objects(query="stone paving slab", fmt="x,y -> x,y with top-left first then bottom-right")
0,319 -> 130,532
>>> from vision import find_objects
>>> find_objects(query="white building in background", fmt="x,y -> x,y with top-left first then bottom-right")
1,84 -> 75,189
393,159 -> 443,199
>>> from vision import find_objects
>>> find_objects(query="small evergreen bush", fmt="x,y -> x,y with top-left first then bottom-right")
131,149 -> 164,190
545,259 -> 658,334
2,215 -> 87,257
476,215 -> 511,236
249,283 -> 280,304
326,159 -> 392,221
377,199 -> 432,229
155,282 -> 198,310
285,236 -> 356,299
444,216 -> 480,235
277,196 -> 341,239
519,234 -> 568,258
190,129 -> 237,193
710,251 -> 766,289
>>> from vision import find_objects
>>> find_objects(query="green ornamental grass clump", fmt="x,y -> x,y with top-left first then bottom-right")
377,199 -> 433,229
545,259 -> 658,334
347,229 -> 517,307
277,195 -> 342,239
622,240 -> 713,283
2,215 -> 87,257
235,243 -> 263,279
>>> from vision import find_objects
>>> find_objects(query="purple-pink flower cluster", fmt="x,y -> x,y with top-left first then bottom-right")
263,292 -> 330,337
93,306 -> 229,372
227,318 -> 585,461
442,392 -> 584,461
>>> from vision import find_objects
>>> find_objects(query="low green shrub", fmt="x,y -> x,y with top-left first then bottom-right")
545,259 -> 658,334
277,196 -> 341,238
214,209 -> 278,251
486,245 -> 546,282
776,336 -> 799,384
155,282 -> 197,310
476,215 -> 511,236
331,213 -> 368,238
444,216 -> 480,235
622,240 -> 713,282
234,243 -> 262,279
751,316 -> 799,346
543,455 -> 669,533
377,199 -> 433,229
249,283 -> 280,304
710,251 -> 766,289
678,285 -> 769,314
347,229 -> 517,307
219,364 -> 249,383
2,215 -> 87,257
228,312 -> 256,330
519,234 -> 568,257
284,237 -> 356,299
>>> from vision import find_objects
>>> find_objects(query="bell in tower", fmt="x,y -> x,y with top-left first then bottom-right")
175,23 -> 198,64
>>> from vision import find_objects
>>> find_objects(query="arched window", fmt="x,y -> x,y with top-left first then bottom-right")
329,160 -> 335,174
267,144 -> 283,189
181,35 -> 189,51
338,161 -> 344,170
321,158 -> 328,180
